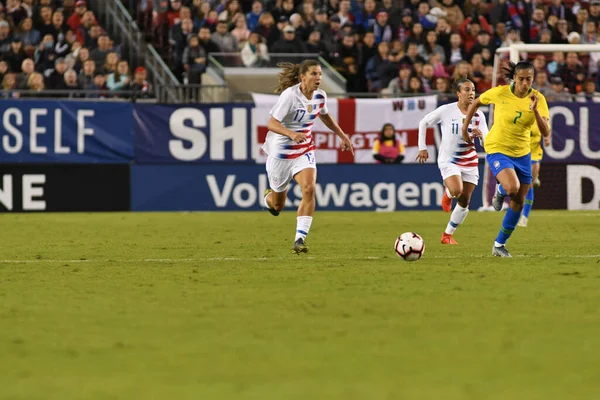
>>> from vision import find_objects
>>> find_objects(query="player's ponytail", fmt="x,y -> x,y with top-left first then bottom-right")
275,59 -> 321,94
502,61 -> 534,82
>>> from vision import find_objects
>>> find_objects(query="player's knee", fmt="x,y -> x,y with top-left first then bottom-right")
505,183 -> 520,197
301,183 -> 316,199
449,188 -> 462,198
272,201 -> 285,211
511,201 -> 524,212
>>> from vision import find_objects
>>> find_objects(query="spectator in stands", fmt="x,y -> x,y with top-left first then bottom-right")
429,52 -> 448,78
106,60 -> 130,91
170,17 -> 195,75
545,76 -> 572,102
240,30 -> 269,67
573,8 -> 589,34
45,57 -> 68,89
246,0 -> 263,32
421,63 -> 435,92
407,74 -> 425,93
197,25 -> 221,56
0,60 -> 7,82
34,34 -> 56,73
271,24 -> 306,55
7,0 -> 28,28
212,20 -> 238,53
76,10 -> 96,45
304,28 -> 326,58
452,60 -> 473,82
533,70 -> 552,95
219,0 -> 242,23
183,34 -> 206,82
552,18 -> 570,44
103,51 -> 119,74
90,33 -> 111,70
57,68 -> 83,95
334,32 -> 360,91
231,13 -> 251,48
476,64 -> 493,93
446,32 -> 465,66
434,76 -> 451,98
86,72 -> 107,98
17,57 -> 34,88
68,0 -> 87,31
590,0 -> 600,25
50,10 -> 69,42
365,41 -> 393,91
373,11 -> 394,44
355,0 -> 377,34
5,37 -> 27,73
560,52 -> 586,93
1,72 -> 19,98
0,20 -> 11,54
130,66 -> 152,98
386,63 -> 411,94
547,51 -> 564,75
372,123 -> 404,164
78,57 -> 95,87
468,30 -> 494,61
436,0 -> 464,30
25,71 -> 45,95
396,9 -> 413,44
255,12 -> 279,49
15,17 -> 40,53
418,30 -> 445,64
166,0 -> 183,28
398,41 -> 426,67
36,6 -> 53,38
577,79 -> 600,103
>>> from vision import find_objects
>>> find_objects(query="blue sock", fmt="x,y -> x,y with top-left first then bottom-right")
496,207 -> 521,245
522,187 -> 534,219
498,184 -> 507,196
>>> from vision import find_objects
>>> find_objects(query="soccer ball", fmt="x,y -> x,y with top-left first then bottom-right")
394,232 -> 425,261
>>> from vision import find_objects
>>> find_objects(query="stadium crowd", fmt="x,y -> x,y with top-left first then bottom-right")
0,0 -> 152,98
130,0 -> 600,101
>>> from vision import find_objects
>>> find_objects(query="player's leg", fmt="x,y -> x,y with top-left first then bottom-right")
492,154 -> 531,257
440,164 -> 462,212
264,156 -> 292,216
442,170 -> 476,244
291,152 -> 317,254
519,161 -> 539,227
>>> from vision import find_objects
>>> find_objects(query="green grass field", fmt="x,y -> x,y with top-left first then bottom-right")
1,210 -> 599,400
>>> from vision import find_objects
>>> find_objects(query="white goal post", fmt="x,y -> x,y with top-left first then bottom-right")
479,43 -> 600,210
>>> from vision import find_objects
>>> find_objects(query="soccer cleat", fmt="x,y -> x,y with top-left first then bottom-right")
293,238 -> 309,254
517,215 -> 528,227
492,186 -> 505,211
263,189 -> 280,216
492,245 -> 512,258
440,233 -> 458,244
441,188 -> 452,212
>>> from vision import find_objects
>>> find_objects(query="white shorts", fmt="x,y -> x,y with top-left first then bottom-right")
439,162 -> 479,186
266,151 -> 317,193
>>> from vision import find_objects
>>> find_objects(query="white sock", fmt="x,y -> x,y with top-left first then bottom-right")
494,241 -> 504,248
445,204 -> 469,234
264,191 -> 271,208
295,216 -> 313,241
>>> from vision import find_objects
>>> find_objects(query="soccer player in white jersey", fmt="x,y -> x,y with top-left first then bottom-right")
262,60 -> 353,254
416,78 -> 489,244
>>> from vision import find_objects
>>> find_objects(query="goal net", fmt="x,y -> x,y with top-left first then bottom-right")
479,43 -> 600,211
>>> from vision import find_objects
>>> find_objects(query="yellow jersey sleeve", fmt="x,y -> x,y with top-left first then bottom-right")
537,92 -> 550,120
478,86 -> 503,105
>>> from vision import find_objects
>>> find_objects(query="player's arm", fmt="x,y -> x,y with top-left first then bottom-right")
267,116 -> 306,143
319,113 -> 354,154
417,107 -> 443,163
531,92 -> 551,142
461,97 -> 482,144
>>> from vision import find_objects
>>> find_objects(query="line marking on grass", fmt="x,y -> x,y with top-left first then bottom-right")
0,254 -> 599,264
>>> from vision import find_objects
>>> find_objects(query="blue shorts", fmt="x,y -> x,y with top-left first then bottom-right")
487,153 -> 532,184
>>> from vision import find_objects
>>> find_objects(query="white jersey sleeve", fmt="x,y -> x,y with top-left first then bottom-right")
418,105 -> 446,151
270,87 -> 295,122
476,109 -> 489,139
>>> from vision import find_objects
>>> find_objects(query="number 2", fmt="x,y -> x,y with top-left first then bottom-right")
513,111 -> 522,124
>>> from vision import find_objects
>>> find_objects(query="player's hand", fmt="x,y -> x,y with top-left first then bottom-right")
340,135 -> 354,154
416,150 -> 429,164
471,128 -> 483,138
290,131 -> 306,143
462,126 -> 473,144
543,133 -> 551,147
530,93 -> 538,111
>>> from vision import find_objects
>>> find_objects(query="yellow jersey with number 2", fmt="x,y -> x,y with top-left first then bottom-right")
479,85 -> 549,158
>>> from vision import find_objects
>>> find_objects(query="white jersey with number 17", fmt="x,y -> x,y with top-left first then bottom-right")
418,102 -> 489,169
262,83 -> 329,160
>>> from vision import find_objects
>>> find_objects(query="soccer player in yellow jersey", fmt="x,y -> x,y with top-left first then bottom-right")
462,61 -> 551,257
518,124 -> 550,227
